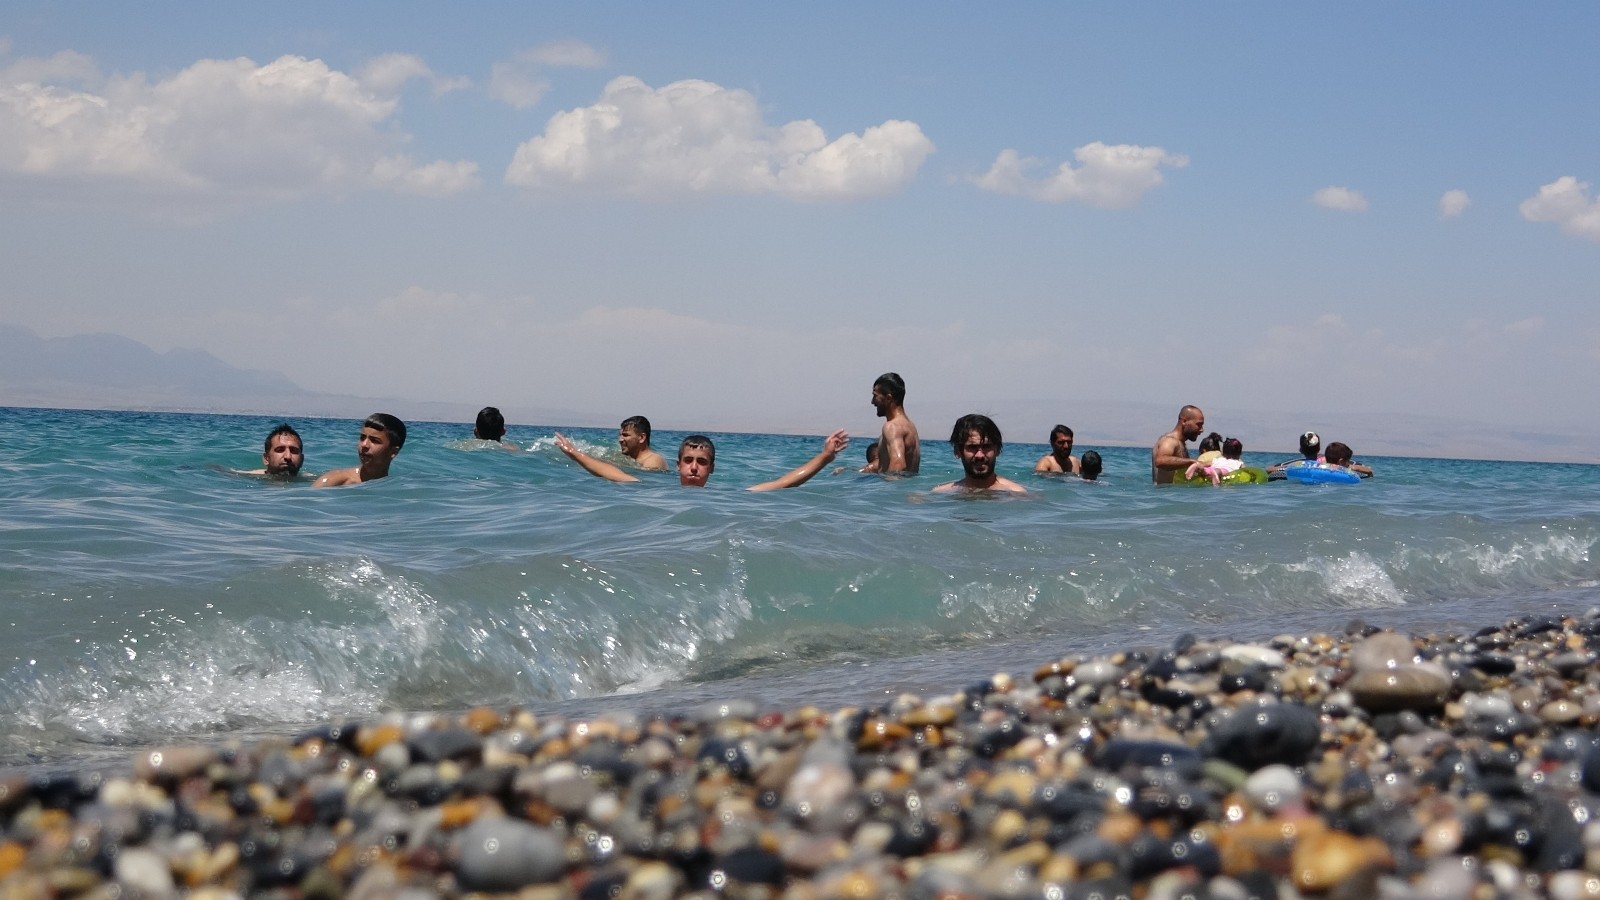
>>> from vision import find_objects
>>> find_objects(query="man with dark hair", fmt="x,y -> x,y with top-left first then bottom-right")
1079,450 -> 1103,481
618,415 -> 668,471
1034,424 -> 1080,475
554,430 -> 849,491
935,414 -> 1027,494
1152,405 -> 1205,484
313,414 -> 406,487
870,372 -> 920,474
246,423 -> 304,478
473,406 -> 519,450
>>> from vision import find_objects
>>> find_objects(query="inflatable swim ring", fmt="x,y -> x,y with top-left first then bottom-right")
1281,460 -> 1361,485
1170,466 -> 1270,486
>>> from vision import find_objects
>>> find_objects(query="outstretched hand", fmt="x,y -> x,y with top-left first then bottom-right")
823,429 -> 849,456
554,433 -> 577,457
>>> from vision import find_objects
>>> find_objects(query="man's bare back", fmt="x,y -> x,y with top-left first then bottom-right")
879,413 -> 920,474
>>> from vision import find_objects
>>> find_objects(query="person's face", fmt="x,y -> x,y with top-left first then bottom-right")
955,430 -> 999,478
1181,413 -> 1205,441
870,385 -> 892,417
357,426 -> 397,466
263,435 -> 304,477
618,427 -> 646,455
677,446 -> 714,486
1051,432 -> 1074,457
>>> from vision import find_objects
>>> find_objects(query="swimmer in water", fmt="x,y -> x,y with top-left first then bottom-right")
934,414 -> 1027,494
870,372 -> 921,475
243,423 -> 305,479
555,430 -> 850,491
1034,424 -> 1081,475
1152,405 -> 1205,484
313,414 -> 405,487
617,416 -> 669,471
473,407 -> 520,450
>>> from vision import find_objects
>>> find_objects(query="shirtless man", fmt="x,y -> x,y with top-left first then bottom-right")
312,414 -> 406,488
1151,405 -> 1205,484
245,423 -> 305,478
618,416 -> 669,471
555,430 -> 849,491
935,414 -> 1028,494
1033,424 -> 1080,475
870,372 -> 920,474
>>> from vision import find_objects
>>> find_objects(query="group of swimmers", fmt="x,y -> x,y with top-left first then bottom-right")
246,375 -> 1369,493
1151,405 -> 1373,485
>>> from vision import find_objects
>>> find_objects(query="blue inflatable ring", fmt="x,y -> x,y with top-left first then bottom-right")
1282,460 -> 1361,485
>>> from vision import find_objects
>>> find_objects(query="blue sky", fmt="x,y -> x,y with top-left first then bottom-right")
4,3 -> 1599,457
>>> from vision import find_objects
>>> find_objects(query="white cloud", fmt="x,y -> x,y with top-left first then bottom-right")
0,50 -> 480,205
1310,186 -> 1368,212
505,76 -> 934,201
971,143 -> 1188,209
1438,188 -> 1470,219
488,40 -> 605,110
1520,176 -> 1600,243
358,52 -> 469,97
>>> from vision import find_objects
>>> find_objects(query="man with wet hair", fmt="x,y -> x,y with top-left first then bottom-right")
247,423 -> 304,478
935,414 -> 1027,494
554,430 -> 849,491
870,372 -> 920,475
1034,424 -> 1080,475
1152,405 -> 1205,484
313,413 -> 406,487
618,415 -> 668,471
474,406 -> 519,450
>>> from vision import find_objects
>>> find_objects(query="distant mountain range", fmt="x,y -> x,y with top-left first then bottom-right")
0,324 -> 593,427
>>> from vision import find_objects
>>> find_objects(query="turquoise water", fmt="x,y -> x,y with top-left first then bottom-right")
2,406 -> 1597,766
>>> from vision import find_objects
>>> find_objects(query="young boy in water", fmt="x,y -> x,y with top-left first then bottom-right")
313,414 -> 406,487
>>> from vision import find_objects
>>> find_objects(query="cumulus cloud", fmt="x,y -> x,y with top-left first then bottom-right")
505,76 -> 934,201
1310,186 -> 1368,212
358,53 -> 470,97
1438,189 -> 1470,220
1520,176 -> 1600,242
971,143 -> 1188,209
0,50 -> 480,205
488,40 -> 605,110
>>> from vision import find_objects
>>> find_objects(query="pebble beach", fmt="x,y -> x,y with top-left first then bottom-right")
8,611 -> 1600,899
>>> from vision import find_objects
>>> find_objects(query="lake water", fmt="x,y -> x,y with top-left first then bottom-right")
2,406 -> 1595,768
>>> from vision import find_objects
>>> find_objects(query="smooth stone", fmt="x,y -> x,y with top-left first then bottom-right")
621,860 -> 680,900
1073,659 -> 1124,688
1542,699 -> 1585,725
1412,858 -> 1479,899
406,727 -> 482,763
1350,633 -> 1418,673
454,816 -> 567,891
1243,764 -> 1303,813
115,847 -> 177,899
1221,645 -> 1287,669
134,746 -> 217,782
1348,663 -> 1452,713
1550,870 -> 1600,900
1096,739 -> 1203,778
1199,703 -> 1322,770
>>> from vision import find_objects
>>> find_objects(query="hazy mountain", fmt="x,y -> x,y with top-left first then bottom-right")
0,324 -> 596,427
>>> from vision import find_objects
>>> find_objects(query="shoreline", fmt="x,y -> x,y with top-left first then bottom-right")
6,609 -> 1600,897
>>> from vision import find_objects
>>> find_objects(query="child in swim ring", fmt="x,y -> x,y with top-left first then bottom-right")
1186,437 -> 1244,485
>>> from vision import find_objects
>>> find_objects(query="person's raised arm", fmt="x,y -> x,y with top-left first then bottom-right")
555,433 -> 639,483
749,430 -> 849,492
